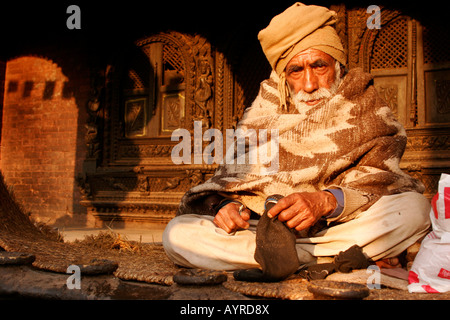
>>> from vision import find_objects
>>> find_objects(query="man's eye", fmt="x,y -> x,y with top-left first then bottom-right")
288,66 -> 303,75
314,64 -> 327,69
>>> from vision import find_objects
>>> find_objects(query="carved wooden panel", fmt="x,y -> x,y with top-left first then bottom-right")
124,98 -> 147,137
161,92 -> 185,133
424,70 -> 450,125
373,76 -> 406,122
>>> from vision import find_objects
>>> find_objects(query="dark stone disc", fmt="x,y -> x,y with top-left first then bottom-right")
307,280 -> 370,299
77,259 -> 119,275
173,268 -> 228,285
0,252 -> 36,265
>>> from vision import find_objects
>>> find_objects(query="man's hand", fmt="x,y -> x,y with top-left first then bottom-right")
267,191 -> 337,231
214,202 -> 251,234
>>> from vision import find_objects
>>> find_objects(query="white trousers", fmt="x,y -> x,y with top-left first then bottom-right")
163,192 -> 431,271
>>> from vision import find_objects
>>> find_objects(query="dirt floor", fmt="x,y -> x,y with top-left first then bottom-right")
2,227 -> 449,303
1,254 -> 449,319
1,262 -> 450,301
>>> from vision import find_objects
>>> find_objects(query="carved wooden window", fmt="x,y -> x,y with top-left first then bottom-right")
369,16 -> 410,126
423,24 -> 450,65
123,40 -> 185,139
370,17 -> 408,70
421,22 -> 450,125
368,15 -> 450,128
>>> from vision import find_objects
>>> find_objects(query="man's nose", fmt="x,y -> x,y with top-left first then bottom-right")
302,68 -> 319,93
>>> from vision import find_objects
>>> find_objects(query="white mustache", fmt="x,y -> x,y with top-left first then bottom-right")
292,87 -> 333,103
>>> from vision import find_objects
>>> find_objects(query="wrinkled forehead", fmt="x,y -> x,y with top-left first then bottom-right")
285,48 -> 335,69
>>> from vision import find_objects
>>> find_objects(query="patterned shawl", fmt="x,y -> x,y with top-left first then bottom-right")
176,68 -> 424,222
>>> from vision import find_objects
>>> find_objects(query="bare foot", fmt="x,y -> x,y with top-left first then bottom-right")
375,257 -> 402,269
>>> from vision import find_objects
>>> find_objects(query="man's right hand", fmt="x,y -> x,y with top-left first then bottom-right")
213,202 -> 251,234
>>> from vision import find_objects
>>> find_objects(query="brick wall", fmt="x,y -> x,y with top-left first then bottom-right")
1,56 -> 89,226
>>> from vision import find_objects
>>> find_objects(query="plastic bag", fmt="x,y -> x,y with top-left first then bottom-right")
408,173 -> 450,293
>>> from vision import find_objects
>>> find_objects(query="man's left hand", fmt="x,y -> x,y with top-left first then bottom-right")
267,191 -> 337,231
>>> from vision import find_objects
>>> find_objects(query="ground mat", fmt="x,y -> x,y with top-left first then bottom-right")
0,173 -> 177,286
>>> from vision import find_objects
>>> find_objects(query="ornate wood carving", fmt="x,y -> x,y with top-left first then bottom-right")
376,85 -> 399,117
435,80 -> 450,114
344,6 -> 403,71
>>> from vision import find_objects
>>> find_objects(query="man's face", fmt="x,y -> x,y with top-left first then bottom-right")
285,48 -> 337,106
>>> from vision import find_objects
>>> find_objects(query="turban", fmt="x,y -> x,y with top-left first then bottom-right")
258,2 -> 346,107
258,2 -> 346,75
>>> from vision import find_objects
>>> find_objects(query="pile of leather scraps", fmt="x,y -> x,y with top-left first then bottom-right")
298,244 -> 373,280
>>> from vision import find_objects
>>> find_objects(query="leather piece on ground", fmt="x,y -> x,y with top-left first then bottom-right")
298,263 -> 336,280
334,244 -> 373,273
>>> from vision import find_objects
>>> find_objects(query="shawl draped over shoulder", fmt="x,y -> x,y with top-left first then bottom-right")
176,68 -> 424,223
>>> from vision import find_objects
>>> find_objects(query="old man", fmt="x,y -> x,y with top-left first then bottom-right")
163,3 -> 430,273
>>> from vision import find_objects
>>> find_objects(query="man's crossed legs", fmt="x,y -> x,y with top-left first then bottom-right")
163,192 -> 430,272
